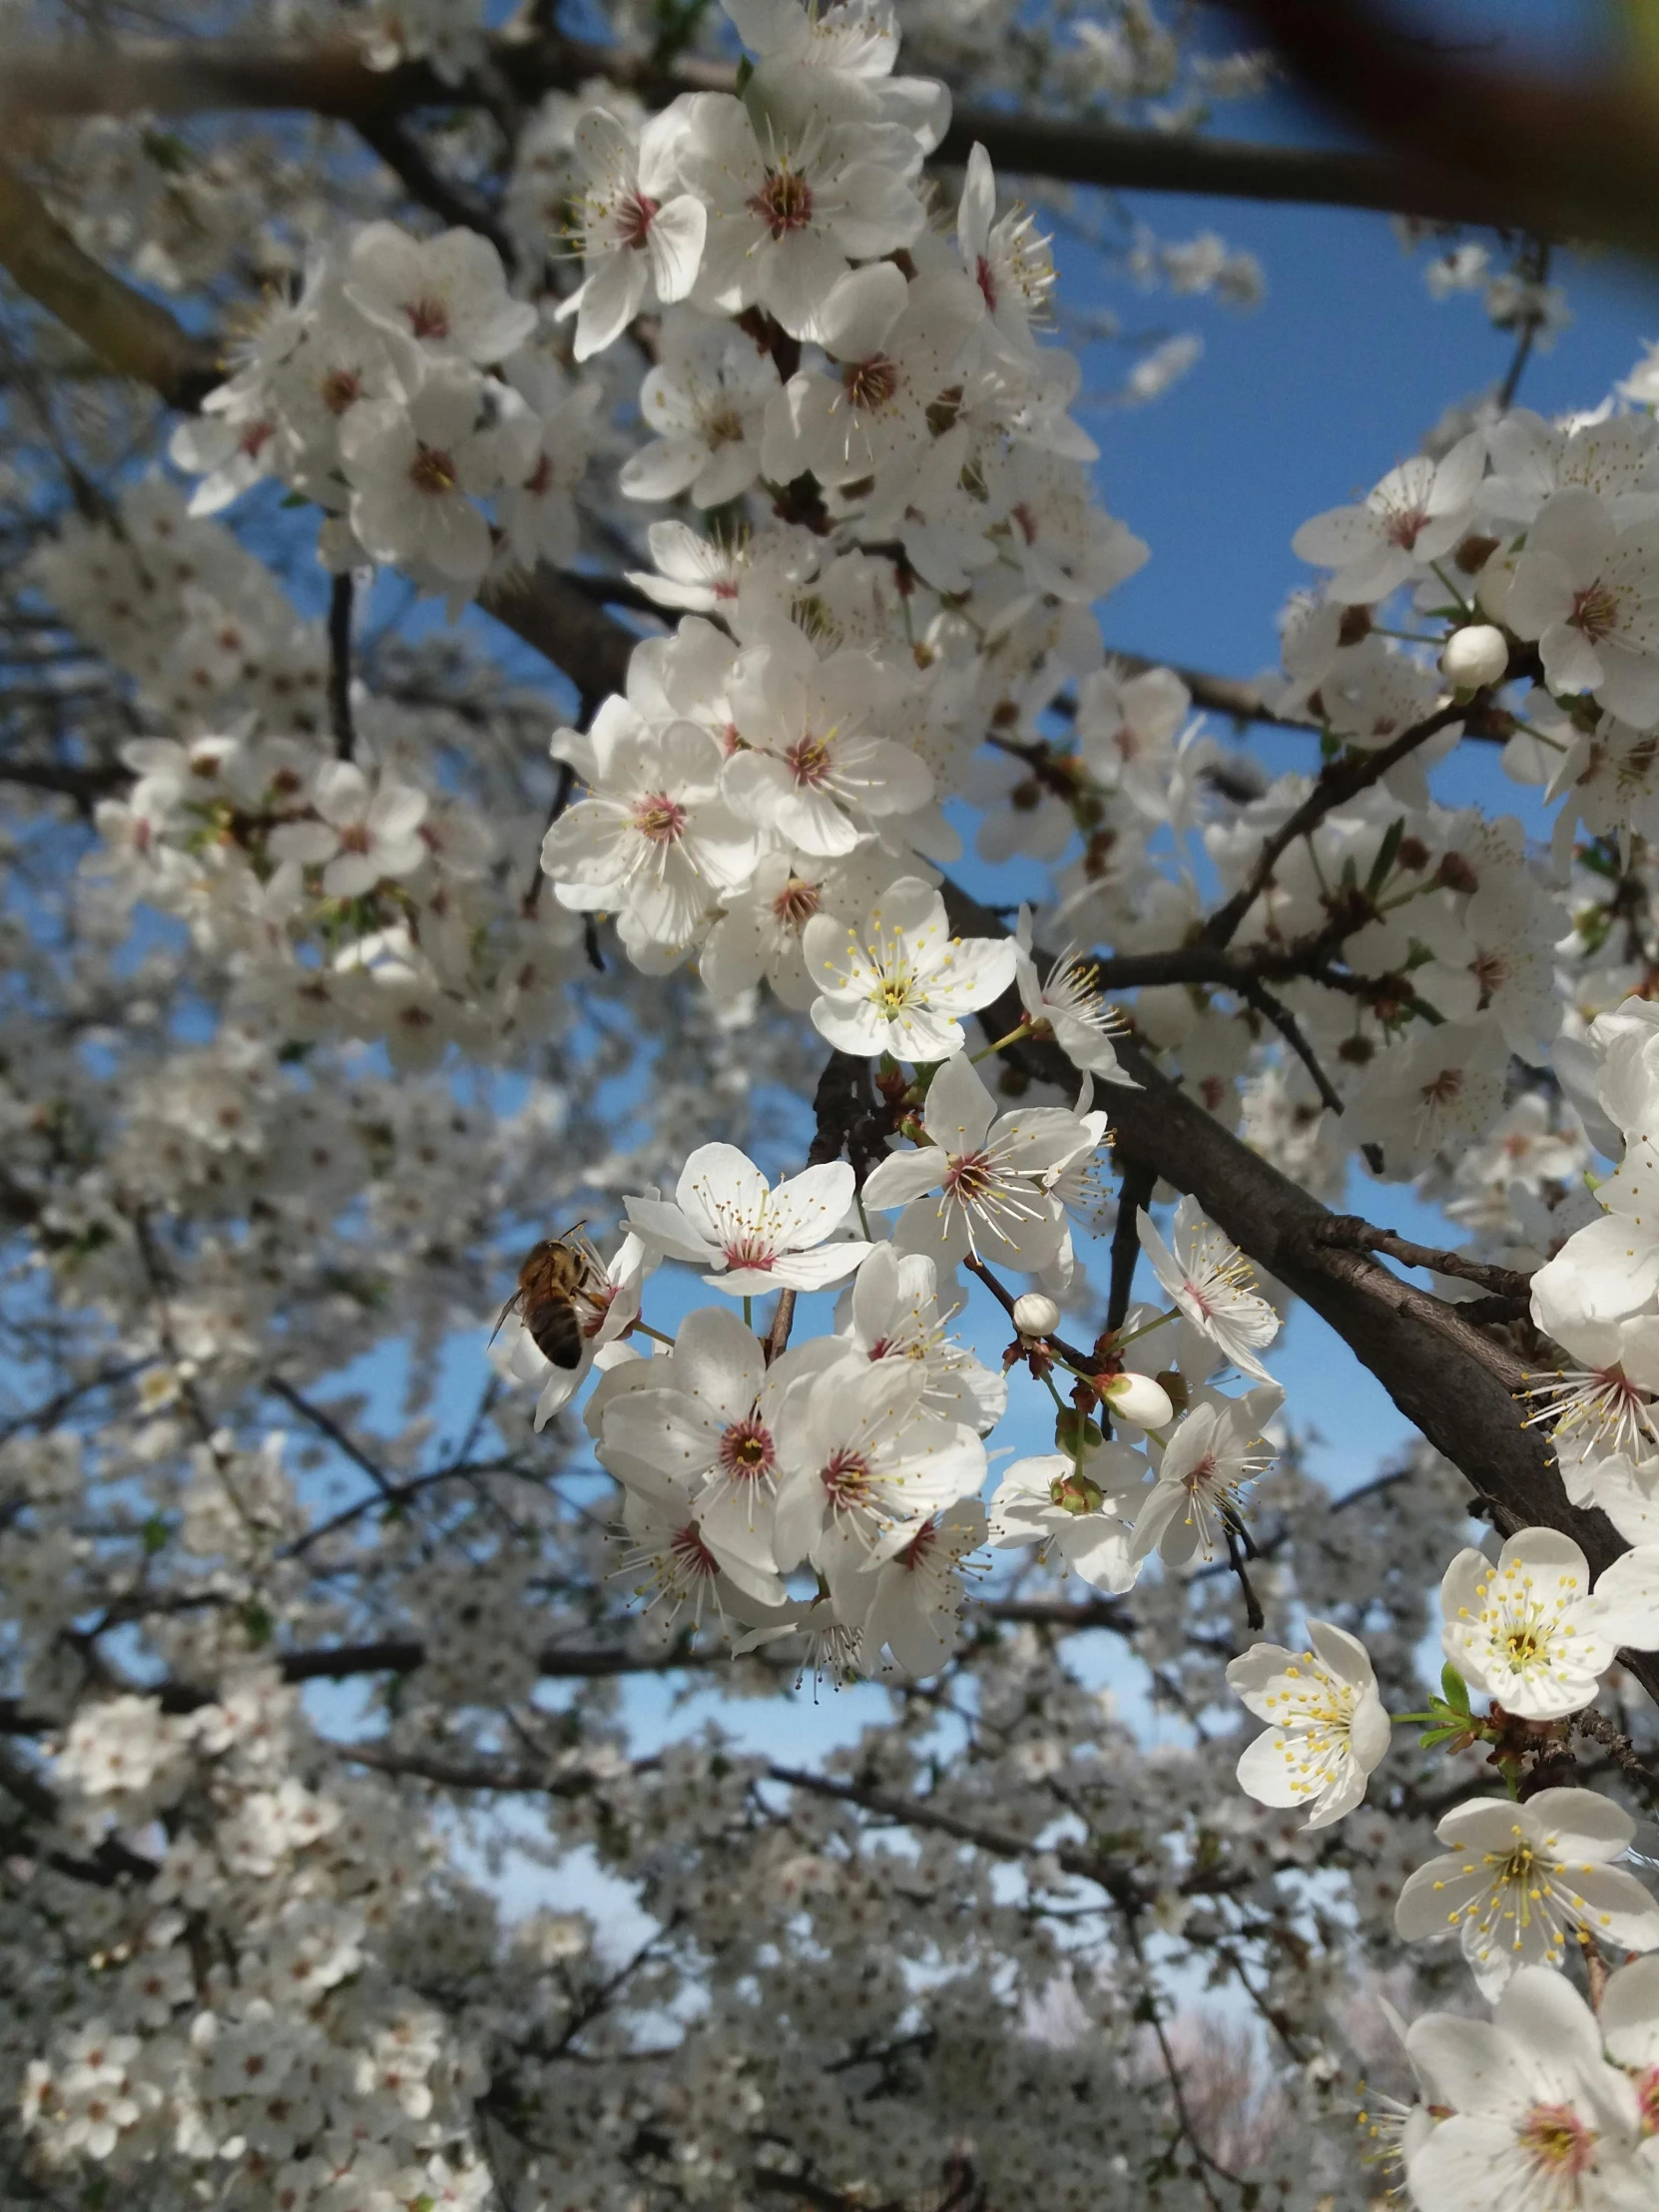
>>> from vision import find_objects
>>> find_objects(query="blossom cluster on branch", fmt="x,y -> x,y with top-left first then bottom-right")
7,0 -> 1659,2207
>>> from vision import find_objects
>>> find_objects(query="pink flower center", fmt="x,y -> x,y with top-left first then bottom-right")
899,1517 -> 939,1569
975,254 -> 998,310
239,419 -> 276,458
842,355 -> 900,412
618,191 -> 660,248
785,737 -> 833,790
1183,1452 -> 1219,1496
670,1523 -> 720,1580
408,444 -> 458,496
1636,2064 -> 1659,2137
320,367 -> 362,415
338,823 -> 371,854
1571,581 -> 1620,641
1517,2103 -> 1597,2179
718,1416 -> 775,1480
822,1447 -> 872,1509
405,295 -> 451,340
722,1231 -> 778,1272
941,1151 -> 995,1207
772,875 -> 821,929
631,792 -> 687,844
751,166 -> 814,239
1418,1067 -> 1464,1109
1383,506 -> 1427,550
1471,948 -> 1510,1004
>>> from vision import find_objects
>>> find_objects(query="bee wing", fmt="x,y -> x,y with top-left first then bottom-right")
487,1291 -> 521,1348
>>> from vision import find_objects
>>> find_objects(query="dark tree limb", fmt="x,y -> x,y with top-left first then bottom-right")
326,571 -> 356,759
936,870 -> 1659,1710
0,32 -> 1535,234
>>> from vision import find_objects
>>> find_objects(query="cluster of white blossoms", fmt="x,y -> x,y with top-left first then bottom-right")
494,1119 -> 1285,1675
20,0 -> 1659,2205
170,221 -> 599,595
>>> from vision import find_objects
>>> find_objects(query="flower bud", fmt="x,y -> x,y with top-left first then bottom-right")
1013,1292 -> 1061,1339
1048,1469 -> 1104,1516
1439,624 -> 1508,691
1100,1370 -> 1174,1430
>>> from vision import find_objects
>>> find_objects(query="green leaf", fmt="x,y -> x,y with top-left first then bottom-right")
736,53 -> 755,94
242,1601 -> 274,1648
1440,1662 -> 1469,1711
142,1514 -> 169,1556
1367,816 -> 1406,895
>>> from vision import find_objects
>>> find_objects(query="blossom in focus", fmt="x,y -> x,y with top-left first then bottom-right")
859,1049 -> 1095,1271
1127,1384 -> 1282,1567
956,143 -> 1054,353
803,877 -> 1017,1059
849,1498 -> 988,1678
1227,1619 -> 1390,1829
1403,1966 -> 1654,2210
1504,486 -> 1659,726
1013,909 -> 1134,1084
622,309 -> 782,506
988,1446 -> 1146,1593
1394,1788 -> 1659,1997
1136,1196 -> 1280,1382
559,106 -> 707,360
624,1142 -> 869,1294
540,704 -> 760,958
772,1357 -> 987,1579
1438,1526 -> 1659,1720
343,223 -> 536,363
1291,431 -> 1483,605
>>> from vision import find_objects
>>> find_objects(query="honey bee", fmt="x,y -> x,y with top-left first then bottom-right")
492,1226 -> 606,1370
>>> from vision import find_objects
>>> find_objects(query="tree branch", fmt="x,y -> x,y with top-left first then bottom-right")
0,153 -> 221,408
935,871 -> 1659,1709
1200,700 -> 1468,950
0,30 -> 1563,234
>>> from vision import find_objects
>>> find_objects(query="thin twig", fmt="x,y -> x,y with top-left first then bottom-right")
963,1253 -> 1097,1373
1310,1215 -> 1534,1299
1573,1705 -> 1659,1812
1222,1515 -> 1266,1633
266,1374 -> 397,1498
1107,1159 -> 1156,1336
326,570 -> 355,760
1201,701 -> 1468,950
1242,977 -> 1344,1114
764,1289 -> 797,1365
1496,239 -> 1551,411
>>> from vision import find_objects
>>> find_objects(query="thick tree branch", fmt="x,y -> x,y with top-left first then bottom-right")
0,30 -> 1548,234
937,871 -> 1659,1709
0,153 -> 221,407
1243,0 -> 1659,261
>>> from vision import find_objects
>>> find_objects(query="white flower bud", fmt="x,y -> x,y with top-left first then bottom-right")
1439,624 -> 1508,691
1100,1370 -> 1174,1430
1013,1292 -> 1061,1338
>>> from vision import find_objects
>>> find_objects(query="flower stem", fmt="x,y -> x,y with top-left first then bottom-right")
970,1020 -> 1032,1062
